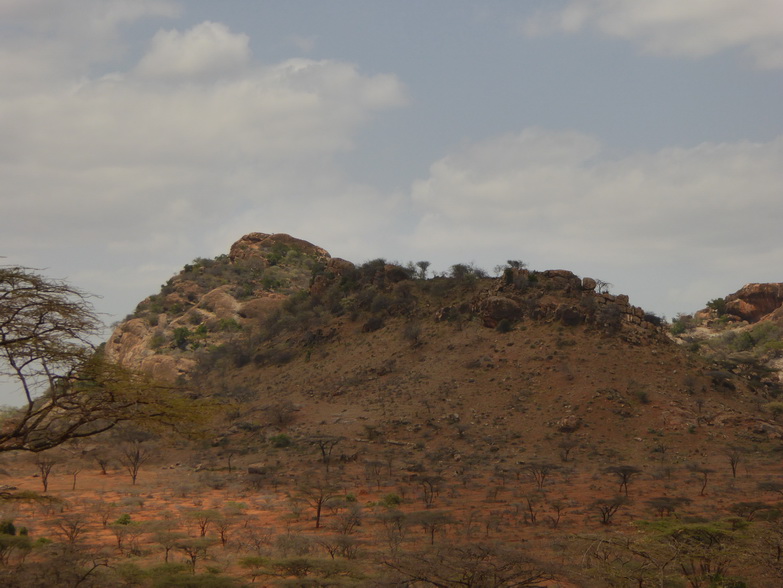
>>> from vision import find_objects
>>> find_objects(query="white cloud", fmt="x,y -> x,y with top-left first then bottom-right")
523,0 -> 783,68
0,18 -> 408,322
135,21 -> 250,79
409,130 -> 783,314
0,0 -> 181,93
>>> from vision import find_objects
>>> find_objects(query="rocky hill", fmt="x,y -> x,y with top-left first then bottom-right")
107,232 -> 668,378
87,231 -> 783,586
103,230 -> 783,459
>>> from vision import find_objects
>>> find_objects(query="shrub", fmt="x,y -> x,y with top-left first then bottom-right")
0,520 -> 16,535
449,262 -> 487,284
173,327 -> 191,350
362,315 -> 385,333
370,293 -> 393,314
217,318 -> 242,332
496,318 -> 513,333
269,434 -> 292,448
403,322 -> 422,345
706,297 -> 727,316
766,402 -> 783,421
382,493 -> 402,507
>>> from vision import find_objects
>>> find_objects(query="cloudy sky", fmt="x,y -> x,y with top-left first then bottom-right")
2,0 -> 782,333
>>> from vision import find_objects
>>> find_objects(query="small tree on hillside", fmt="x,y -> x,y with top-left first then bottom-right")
119,441 -> 151,485
420,475 -> 443,509
725,446 -> 744,479
593,496 -> 627,525
687,464 -> 715,496
605,465 -> 642,497
415,261 -> 430,280
409,510 -> 454,545
295,476 -> 343,529
523,462 -> 558,490
309,435 -> 344,473
34,454 -> 57,492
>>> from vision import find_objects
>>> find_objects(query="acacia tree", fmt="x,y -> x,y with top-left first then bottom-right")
523,462 -> 557,490
384,541 -> 551,586
605,465 -> 642,497
593,496 -> 627,525
295,476 -> 343,529
0,265 -> 202,453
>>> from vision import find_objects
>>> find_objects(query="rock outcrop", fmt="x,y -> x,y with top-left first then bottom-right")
105,318 -> 196,382
106,232 -> 332,382
725,283 -> 783,323
229,232 -> 330,264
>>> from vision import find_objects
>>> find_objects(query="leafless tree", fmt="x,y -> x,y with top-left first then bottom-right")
119,441 -> 151,485
725,447 -> 744,479
53,513 -> 89,544
687,464 -> 715,496
309,435 -> 344,472
595,279 -> 612,294
34,454 -> 57,492
593,496 -> 627,525
558,436 -> 578,462
264,400 -> 297,427
548,499 -> 567,529
420,475 -> 443,509
92,451 -> 111,475
523,462 -> 557,490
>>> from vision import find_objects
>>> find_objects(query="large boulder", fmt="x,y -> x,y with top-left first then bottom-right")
725,283 -> 783,323
480,296 -> 522,327
105,318 -> 155,368
198,286 -> 240,319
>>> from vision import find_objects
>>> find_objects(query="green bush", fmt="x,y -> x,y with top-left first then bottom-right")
382,493 -> 402,507
269,434 -> 292,448
707,297 -> 727,316
0,520 -> 16,535
173,327 -> 191,350
217,318 -> 242,332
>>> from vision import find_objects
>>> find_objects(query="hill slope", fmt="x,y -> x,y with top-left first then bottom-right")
24,232 -> 783,586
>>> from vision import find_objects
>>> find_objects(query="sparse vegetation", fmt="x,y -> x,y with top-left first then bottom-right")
4,236 -> 783,586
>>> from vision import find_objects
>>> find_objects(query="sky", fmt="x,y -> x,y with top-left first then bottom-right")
1,1 -> 782,370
